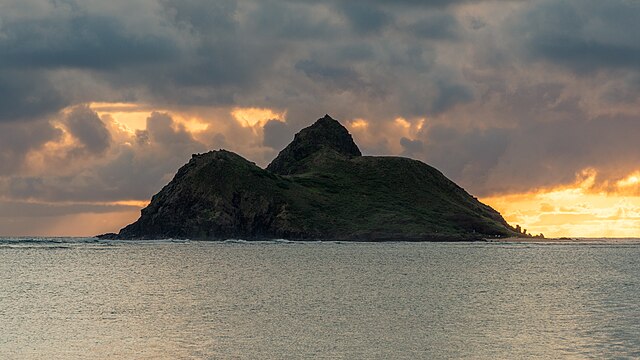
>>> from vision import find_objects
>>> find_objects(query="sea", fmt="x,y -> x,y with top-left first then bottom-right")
1,237 -> 639,359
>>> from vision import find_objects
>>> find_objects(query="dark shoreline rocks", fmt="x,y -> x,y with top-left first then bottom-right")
101,115 -> 518,241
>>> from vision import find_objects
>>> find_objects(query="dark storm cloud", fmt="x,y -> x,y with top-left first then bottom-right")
338,3 -> 392,34
159,0 -> 237,33
65,105 -> 111,154
295,60 -> 367,93
408,13 -> 460,40
431,79 -> 474,114
0,0 -> 638,208
0,70 -> 67,122
0,12 -> 178,70
514,0 -> 640,73
244,0 -> 340,39
0,0 -> 478,123
0,0 -> 179,122
290,0 -> 496,7
0,0 -> 277,115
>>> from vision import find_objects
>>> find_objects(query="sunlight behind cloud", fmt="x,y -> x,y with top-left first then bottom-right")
89,102 -> 211,134
89,102 -> 151,133
617,171 -> 640,189
350,118 -> 369,129
482,168 -> 640,238
231,107 -> 286,127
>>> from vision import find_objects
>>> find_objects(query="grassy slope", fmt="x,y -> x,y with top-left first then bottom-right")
279,150 -> 514,240
118,148 -> 515,240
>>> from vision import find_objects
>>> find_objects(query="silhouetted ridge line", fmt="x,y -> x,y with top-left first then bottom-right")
99,114 -> 517,241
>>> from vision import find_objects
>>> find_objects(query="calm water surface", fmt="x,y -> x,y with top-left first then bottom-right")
1,238 -> 639,359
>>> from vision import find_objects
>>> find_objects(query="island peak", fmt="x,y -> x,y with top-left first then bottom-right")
105,114 -> 518,241
266,114 -> 361,175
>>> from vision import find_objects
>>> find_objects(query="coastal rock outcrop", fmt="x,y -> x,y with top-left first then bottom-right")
104,115 -> 517,241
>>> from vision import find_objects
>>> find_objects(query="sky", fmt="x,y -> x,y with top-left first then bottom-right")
1,0 -> 639,237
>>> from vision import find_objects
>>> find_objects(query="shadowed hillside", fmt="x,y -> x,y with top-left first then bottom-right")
103,115 -> 517,241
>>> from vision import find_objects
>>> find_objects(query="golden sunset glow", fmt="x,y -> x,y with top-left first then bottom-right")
349,118 -> 369,129
90,102 -> 151,132
39,210 -> 142,237
482,168 -> 640,238
231,107 -> 286,127
617,171 -> 640,189
89,102 -> 213,134
179,117 -> 210,133
112,200 -> 150,208
22,123 -> 77,175
395,117 -> 412,129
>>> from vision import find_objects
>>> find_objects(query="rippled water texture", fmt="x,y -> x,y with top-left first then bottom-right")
1,238 -> 639,359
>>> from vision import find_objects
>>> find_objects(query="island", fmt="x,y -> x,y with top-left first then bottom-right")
100,115 -> 519,241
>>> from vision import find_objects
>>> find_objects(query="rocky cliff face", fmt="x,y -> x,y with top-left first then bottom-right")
266,114 -> 361,175
104,115 -> 517,241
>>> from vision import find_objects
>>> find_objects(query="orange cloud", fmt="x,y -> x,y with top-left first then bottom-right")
90,102 -> 152,133
13,105 -> 640,239
231,107 -> 286,127
482,168 -> 640,238
346,116 -> 427,155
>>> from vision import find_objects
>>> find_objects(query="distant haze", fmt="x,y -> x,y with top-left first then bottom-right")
0,0 -> 639,237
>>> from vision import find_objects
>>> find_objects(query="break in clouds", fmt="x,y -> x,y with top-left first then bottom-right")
0,0 -> 639,234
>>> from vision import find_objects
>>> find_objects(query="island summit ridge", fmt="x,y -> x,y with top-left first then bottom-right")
100,115 -> 519,241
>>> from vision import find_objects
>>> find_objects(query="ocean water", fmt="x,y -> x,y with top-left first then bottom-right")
1,238 -> 639,359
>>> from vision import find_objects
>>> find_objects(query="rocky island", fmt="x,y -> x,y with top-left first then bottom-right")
101,115 -> 518,241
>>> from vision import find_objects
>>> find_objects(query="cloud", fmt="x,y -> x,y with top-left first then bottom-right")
400,137 -> 424,156
0,200 -> 138,217
0,0 -> 483,125
263,120 -> 295,151
159,0 -> 237,33
431,78 -> 474,114
513,0 -> 640,73
295,59 -> 368,93
145,112 -> 196,146
338,3 -> 392,34
0,200 -> 141,236
0,0 -> 639,237
0,70 -> 67,123
411,111 -> 640,197
243,1 -> 341,40
420,125 -> 509,191
64,105 -> 112,154
0,120 -> 62,175
408,12 -> 460,39
3,111 -> 206,202
0,6 -> 179,71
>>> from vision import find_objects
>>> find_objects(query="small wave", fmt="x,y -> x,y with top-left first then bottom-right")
0,237 -> 194,245
0,237 -> 80,245
0,245 -> 73,250
220,238 -> 302,245
273,239 -> 295,244
223,239 -> 249,244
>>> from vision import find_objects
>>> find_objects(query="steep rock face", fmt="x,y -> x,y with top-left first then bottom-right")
118,150 -> 296,240
108,115 -> 517,241
266,114 -> 361,175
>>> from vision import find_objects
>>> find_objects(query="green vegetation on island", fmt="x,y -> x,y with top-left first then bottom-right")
102,115 -> 519,241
